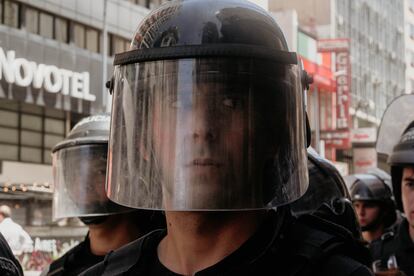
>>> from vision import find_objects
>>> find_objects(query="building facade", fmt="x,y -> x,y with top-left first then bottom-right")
269,0 -> 405,173
405,0 -> 414,93
0,0 -> 161,272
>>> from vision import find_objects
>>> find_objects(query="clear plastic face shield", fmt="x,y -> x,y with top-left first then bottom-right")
107,57 -> 308,210
52,144 -> 129,220
376,94 -> 414,156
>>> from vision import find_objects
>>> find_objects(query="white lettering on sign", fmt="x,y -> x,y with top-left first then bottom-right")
0,47 -> 95,101
335,51 -> 350,129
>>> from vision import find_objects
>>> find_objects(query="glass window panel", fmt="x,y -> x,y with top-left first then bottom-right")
112,36 -> 126,56
43,150 -> 52,164
125,40 -> 130,51
21,103 -> 43,114
0,127 -> 18,143
0,144 -> 18,160
55,17 -> 68,43
24,7 -> 38,34
86,28 -> 99,53
39,12 -> 53,39
21,147 -> 41,163
21,114 -> 42,131
137,0 -> 148,7
0,100 -> 18,111
0,110 -> 18,127
44,134 -> 63,149
45,109 -> 65,119
45,118 -> 64,134
73,23 -> 85,48
21,130 -> 42,147
4,1 -> 19,28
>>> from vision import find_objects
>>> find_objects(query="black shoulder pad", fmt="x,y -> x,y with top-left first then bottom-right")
0,257 -> 22,276
80,229 -> 165,276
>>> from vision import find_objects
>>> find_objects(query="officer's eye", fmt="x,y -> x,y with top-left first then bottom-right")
404,180 -> 414,189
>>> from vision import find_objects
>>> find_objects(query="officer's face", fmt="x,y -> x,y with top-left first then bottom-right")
64,155 -> 108,207
353,200 -> 381,230
401,166 -> 414,227
152,82 -> 248,208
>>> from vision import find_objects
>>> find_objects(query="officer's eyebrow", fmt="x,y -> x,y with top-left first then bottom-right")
403,172 -> 414,181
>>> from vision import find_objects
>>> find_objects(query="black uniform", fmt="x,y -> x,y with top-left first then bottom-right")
370,218 -> 414,275
0,232 -> 23,276
81,209 -> 373,276
43,235 -> 104,276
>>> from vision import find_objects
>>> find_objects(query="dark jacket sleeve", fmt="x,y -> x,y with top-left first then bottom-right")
0,232 -> 24,276
322,255 -> 374,276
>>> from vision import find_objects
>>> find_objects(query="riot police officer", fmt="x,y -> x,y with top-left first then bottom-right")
346,172 -> 397,243
0,232 -> 23,276
372,94 -> 414,275
41,113 -> 165,276
82,1 -> 372,275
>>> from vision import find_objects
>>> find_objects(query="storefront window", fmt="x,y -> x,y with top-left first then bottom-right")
22,114 -> 42,131
21,147 -> 42,163
0,127 -> 18,144
45,118 -> 64,135
0,110 -> 18,127
0,101 -> 68,164
44,134 -> 63,149
21,130 -> 42,147
39,12 -> 53,39
55,17 -> 68,43
0,145 -> 18,160
4,0 -> 19,28
24,7 -> 39,34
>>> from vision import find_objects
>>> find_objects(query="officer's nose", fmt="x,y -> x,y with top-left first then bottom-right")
191,102 -> 217,142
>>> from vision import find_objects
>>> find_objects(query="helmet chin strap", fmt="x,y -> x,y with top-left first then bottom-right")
79,215 -> 109,225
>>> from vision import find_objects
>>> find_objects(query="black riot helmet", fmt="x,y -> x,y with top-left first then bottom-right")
52,113 -> 131,222
106,0 -> 311,211
291,147 -> 361,239
388,121 -> 414,211
346,172 -> 397,230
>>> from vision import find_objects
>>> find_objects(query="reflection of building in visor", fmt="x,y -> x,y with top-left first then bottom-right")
107,57 -> 308,211
52,114 -> 130,220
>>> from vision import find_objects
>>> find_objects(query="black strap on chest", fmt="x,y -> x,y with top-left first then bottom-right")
82,229 -> 165,276
47,241 -> 86,276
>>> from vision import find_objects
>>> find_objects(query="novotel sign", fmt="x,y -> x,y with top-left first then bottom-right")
0,47 -> 95,101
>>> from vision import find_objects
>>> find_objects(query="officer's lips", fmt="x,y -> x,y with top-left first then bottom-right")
358,218 -> 367,225
189,159 -> 222,167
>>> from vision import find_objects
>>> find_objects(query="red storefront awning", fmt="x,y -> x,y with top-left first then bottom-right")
300,56 -> 336,92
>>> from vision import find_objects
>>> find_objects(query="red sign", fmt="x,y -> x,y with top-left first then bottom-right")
317,38 -> 351,131
300,56 -> 336,91
320,130 -> 351,149
353,148 -> 377,173
336,51 -> 351,129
